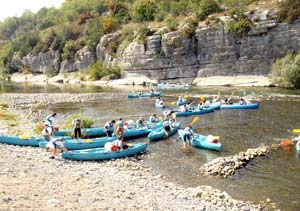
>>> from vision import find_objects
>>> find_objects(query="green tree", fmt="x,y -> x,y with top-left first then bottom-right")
132,0 -> 158,22
270,53 -> 300,89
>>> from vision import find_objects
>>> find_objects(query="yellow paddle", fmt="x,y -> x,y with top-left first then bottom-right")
166,101 -> 176,105
293,129 -> 300,133
191,116 -> 199,125
184,95 -> 189,99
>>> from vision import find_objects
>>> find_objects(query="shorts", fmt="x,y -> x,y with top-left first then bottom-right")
183,133 -> 191,142
45,142 -> 55,149
163,125 -> 171,132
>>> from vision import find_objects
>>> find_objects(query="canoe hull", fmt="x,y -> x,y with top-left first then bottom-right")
128,92 -> 162,98
54,127 -> 106,138
220,103 -> 259,109
175,107 -> 214,117
155,102 -> 166,109
39,136 -> 117,150
148,122 -> 181,141
0,136 -> 44,147
62,143 -> 147,161
157,84 -> 191,90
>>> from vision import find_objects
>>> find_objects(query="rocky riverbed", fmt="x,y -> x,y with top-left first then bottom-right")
0,93 -> 270,210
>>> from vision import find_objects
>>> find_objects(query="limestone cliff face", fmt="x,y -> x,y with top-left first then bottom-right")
12,11 -> 300,82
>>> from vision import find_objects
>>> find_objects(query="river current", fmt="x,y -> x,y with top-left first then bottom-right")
1,81 -> 300,211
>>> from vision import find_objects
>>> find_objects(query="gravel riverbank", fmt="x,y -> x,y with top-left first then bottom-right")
0,93 -> 267,211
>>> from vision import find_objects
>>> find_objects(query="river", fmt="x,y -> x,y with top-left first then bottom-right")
1,81 -> 300,211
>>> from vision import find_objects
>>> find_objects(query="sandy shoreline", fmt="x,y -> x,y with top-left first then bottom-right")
0,92 -> 272,210
9,72 -> 272,88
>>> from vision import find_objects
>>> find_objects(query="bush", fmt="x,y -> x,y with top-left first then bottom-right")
63,113 -> 94,129
278,0 -> 300,23
225,16 -> 252,37
270,53 -> 300,89
88,61 -> 121,81
132,0 -> 158,22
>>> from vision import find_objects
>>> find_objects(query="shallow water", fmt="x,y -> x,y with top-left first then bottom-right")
2,81 -> 300,210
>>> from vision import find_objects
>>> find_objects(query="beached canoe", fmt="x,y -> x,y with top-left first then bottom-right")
39,136 -> 117,150
148,122 -> 181,141
174,107 -> 214,117
0,135 -> 46,147
220,103 -> 259,109
62,143 -> 147,161
0,135 -> 72,147
123,121 -> 163,139
155,102 -> 166,109
296,140 -> 300,153
128,91 -> 162,98
157,83 -> 191,90
54,127 -> 106,138
178,130 -> 222,151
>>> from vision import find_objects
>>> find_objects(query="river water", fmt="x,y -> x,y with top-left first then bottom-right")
1,81 -> 300,210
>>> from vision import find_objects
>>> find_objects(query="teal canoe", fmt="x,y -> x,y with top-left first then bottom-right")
178,130 -> 222,151
177,99 -> 187,106
54,127 -> 106,138
174,107 -> 214,117
220,103 -> 259,109
128,91 -> 162,98
39,136 -> 117,150
123,121 -> 163,139
148,122 -> 181,141
62,143 -> 147,161
0,135 -> 72,147
155,102 -> 166,108
0,135 -> 45,147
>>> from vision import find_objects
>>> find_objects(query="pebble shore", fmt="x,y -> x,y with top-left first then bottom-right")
0,93 -> 267,210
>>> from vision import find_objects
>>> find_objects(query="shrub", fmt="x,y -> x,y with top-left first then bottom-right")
270,53 -> 300,89
63,113 -> 94,129
278,0 -> 300,23
225,15 -> 253,37
132,0 -> 158,22
88,60 -> 121,81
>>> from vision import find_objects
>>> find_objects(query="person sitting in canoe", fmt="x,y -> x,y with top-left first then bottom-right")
197,102 -> 204,110
72,118 -> 83,139
182,125 -> 194,149
136,117 -> 146,128
149,113 -> 158,123
178,95 -> 183,102
204,100 -> 210,108
45,137 -> 70,159
104,119 -> 116,137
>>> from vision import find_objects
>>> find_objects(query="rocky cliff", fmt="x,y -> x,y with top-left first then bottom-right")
11,10 -> 300,83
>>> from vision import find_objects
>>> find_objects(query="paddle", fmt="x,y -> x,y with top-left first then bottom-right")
166,101 -> 176,105
184,95 -> 189,99
191,116 -> 199,125
293,129 -> 300,133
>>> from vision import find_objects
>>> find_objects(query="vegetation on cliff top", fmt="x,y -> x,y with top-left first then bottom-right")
0,0 -> 299,88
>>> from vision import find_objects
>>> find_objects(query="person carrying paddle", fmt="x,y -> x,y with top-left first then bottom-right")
45,113 -> 57,132
45,137 -> 70,159
104,120 -> 116,137
182,125 -> 194,149
72,118 -> 83,139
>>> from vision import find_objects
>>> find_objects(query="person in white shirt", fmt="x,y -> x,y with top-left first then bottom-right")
42,126 -> 53,142
182,125 -> 194,149
45,113 -> 57,131
149,114 -> 157,123
45,137 -> 69,159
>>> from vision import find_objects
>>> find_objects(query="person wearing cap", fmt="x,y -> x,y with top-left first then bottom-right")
182,125 -> 194,149
149,114 -> 158,123
72,118 -> 83,139
136,117 -> 145,128
45,137 -> 69,159
104,119 -> 116,137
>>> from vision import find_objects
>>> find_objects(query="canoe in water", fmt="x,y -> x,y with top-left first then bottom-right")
123,121 -> 163,139
220,103 -> 259,109
178,130 -> 222,151
128,92 -> 162,98
54,127 -> 106,138
39,136 -> 117,150
62,143 -> 147,161
174,107 -> 214,117
155,102 -> 166,108
148,122 -> 181,141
